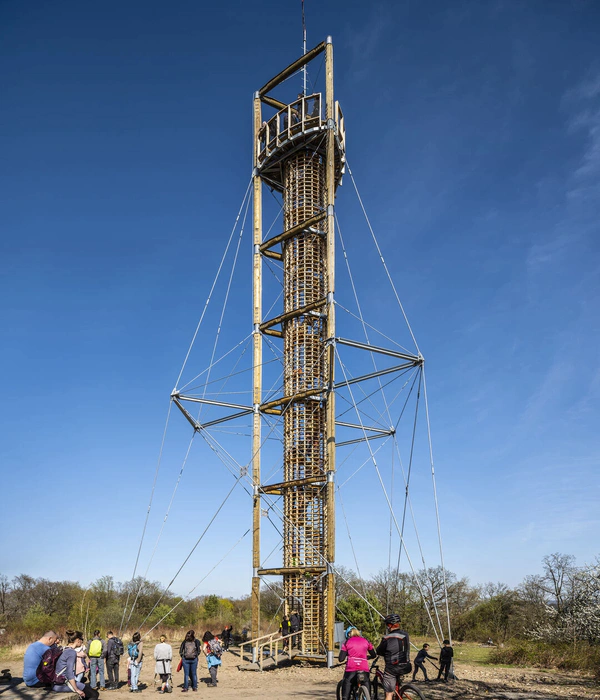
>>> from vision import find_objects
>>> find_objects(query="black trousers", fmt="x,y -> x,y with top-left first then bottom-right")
342,672 -> 371,700
106,661 -> 120,686
438,659 -> 451,680
413,660 -> 428,680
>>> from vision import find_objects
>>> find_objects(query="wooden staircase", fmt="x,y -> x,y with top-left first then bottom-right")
238,631 -> 307,671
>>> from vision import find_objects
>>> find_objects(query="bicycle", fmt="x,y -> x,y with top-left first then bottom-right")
336,669 -> 372,700
370,660 -> 426,700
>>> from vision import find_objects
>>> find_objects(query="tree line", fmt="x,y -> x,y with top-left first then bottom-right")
2,552 -> 599,660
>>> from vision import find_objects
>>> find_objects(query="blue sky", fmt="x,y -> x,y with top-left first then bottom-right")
1,0 -> 599,604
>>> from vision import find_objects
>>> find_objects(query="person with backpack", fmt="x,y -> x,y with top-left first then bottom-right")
128,632 -> 144,693
178,630 -> 201,692
106,631 -> 124,690
74,643 -> 89,683
87,630 -> 106,691
437,639 -> 454,682
154,635 -> 173,694
52,629 -> 98,698
23,630 -> 58,687
201,632 -> 222,688
375,614 -> 411,700
339,627 -> 377,700
412,643 -> 437,682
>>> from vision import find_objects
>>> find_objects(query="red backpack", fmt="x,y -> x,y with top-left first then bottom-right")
36,647 -> 67,685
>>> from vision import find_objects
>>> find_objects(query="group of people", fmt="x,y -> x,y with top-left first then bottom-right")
176,629 -> 222,691
23,628 -> 225,695
339,613 -> 455,700
278,611 -> 301,649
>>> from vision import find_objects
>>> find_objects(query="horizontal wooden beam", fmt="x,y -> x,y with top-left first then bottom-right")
260,298 -> 326,332
259,41 -> 326,96
260,211 -> 326,253
258,566 -> 327,576
262,328 -> 283,338
260,475 -> 326,494
260,386 -> 326,412
262,249 -> 282,261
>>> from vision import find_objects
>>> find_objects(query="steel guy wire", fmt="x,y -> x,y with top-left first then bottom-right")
334,344 -> 444,644
175,175 -> 253,391
334,301 -> 415,355
118,399 -> 172,637
143,528 -> 251,637
336,213 -> 395,432
136,475 -> 244,632
346,160 -> 421,357
423,365 -> 452,643
196,186 -> 251,424
123,431 -> 197,631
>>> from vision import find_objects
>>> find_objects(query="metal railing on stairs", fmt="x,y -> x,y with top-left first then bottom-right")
239,630 -> 303,670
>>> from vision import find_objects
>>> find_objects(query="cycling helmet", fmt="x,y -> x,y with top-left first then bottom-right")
384,613 -> 401,626
345,626 -> 357,639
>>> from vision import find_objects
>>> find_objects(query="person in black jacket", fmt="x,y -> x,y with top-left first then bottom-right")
279,616 -> 291,650
105,631 -> 122,690
179,630 -> 201,692
375,614 -> 411,700
289,611 -> 301,649
412,643 -> 437,681
437,640 -> 454,681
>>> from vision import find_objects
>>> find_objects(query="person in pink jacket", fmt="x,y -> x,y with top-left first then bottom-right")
338,627 -> 377,700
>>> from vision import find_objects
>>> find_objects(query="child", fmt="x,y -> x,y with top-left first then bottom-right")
201,632 -> 222,687
412,643 -> 437,682
437,639 -> 454,682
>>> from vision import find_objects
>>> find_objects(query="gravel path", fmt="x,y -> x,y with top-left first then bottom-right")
1,653 -> 598,700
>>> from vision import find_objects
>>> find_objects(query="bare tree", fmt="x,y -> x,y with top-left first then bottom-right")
0,574 -> 10,618
541,552 -> 576,613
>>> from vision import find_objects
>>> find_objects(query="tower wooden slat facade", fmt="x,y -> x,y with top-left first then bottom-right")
251,37 -> 345,664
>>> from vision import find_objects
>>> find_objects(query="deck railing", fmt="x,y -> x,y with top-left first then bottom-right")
258,93 -> 345,164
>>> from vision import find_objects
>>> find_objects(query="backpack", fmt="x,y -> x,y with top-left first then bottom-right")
36,647 -> 67,685
112,637 -> 124,657
208,638 -> 223,658
183,640 -> 198,660
89,639 -> 102,658
128,642 -> 139,660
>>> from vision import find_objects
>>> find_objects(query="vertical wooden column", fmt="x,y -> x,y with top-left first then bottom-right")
324,36 -> 336,667
251,91 -> 263,645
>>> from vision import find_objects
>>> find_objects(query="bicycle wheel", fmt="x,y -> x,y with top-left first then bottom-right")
398,682 -> 426,700
357,686 -> 371,700
337,679 -> 343,700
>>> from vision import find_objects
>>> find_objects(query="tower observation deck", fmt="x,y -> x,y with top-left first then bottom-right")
251,37 -> 345,664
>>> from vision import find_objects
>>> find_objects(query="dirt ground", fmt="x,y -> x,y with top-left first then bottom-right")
1,650 -> 599,700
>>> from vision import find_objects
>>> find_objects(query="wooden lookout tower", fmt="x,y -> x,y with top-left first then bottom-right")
251,37 -> 345,665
